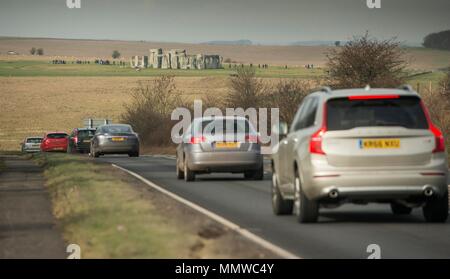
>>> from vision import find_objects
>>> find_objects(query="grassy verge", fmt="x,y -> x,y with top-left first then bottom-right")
33,152 -> 197,258
32,152 -> 275,259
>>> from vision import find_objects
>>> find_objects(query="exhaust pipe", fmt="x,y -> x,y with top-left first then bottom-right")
423,186 -> 434,197
329,189 -> 339,199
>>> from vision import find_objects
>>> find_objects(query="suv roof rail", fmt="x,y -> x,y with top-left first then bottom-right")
319,86 -> 332,94
398,84 -> 413,92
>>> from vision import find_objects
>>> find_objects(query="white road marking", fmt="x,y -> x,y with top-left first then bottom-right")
111,163 -> 300,259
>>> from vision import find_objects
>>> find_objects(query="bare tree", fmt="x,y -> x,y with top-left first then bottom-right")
420,73 -> 450,154
121,75 -> 184,146
439,72 -> 450,95
263,79 -> 312,123
326,33 -> 407,88
226,67 -> 266,109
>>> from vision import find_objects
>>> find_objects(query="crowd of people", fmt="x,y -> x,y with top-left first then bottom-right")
50,59 -> 127,66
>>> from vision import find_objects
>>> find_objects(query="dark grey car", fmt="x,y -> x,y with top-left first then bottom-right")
176,116 -> 263,182
90,124 -> 140,158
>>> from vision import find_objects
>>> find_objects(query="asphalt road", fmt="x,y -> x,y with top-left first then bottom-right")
99,155 -> 450,259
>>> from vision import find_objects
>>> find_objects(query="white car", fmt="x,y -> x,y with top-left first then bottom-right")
21,137 -> 43,153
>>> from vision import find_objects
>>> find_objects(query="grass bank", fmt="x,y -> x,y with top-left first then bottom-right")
33,153 -> 195,258
32,153 -> 275,258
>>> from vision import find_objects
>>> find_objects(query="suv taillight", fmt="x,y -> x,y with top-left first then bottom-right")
431,125 -> 445,153
245,135 -> 260,143
421,101 -> 446,153
309,103 -> 327,155
309,127 -> 326,155
190,136 -> 205,144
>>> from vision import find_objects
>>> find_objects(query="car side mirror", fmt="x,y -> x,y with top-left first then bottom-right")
272,121 -> 288,138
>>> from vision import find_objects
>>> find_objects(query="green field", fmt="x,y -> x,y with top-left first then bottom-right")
0,60 -> 447,84
0,60 -> 325,79
406,71 -> 447,88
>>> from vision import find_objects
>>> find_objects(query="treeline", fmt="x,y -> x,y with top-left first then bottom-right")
423,30 -> 450,51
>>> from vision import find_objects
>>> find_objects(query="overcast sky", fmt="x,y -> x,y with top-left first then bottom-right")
0,0 -> 449,44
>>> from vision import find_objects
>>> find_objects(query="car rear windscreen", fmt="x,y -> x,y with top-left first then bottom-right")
78,130 -> 95,137
47,133 -> 67,139
327,96 -> 429,131
26,138 -> 42,143
200,119 -> 253,135
104,126 -> 132,134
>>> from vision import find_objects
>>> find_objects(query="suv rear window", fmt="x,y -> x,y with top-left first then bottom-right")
327,96 -> 428,131
78,130 -> 95,137
47,133 -> 68,139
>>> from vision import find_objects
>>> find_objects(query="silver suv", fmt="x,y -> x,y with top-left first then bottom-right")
271,86 -> 449,223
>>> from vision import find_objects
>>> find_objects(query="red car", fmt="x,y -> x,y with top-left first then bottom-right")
40,132 -> 69,152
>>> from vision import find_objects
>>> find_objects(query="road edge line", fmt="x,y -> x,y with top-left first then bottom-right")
111,163 -> 300,259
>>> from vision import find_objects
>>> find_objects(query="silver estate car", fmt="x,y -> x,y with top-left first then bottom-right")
176,116 -> 264,182
21,137 -> 43,153
90,124 -> 140,158
271,86 -> 449,223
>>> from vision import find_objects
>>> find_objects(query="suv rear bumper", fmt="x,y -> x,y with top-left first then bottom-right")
319,185 -> 444,201
304,170 -> 448,201
75,142 -> 91,152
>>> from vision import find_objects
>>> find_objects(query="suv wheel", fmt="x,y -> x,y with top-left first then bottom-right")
390,203 -> 412,215
293,172 -> 319,223
184,158 -> 195,182
244,166 -> 264,180
128,151 -> 139,157
176,156 -> 184,179
271,172 -> 293,215
423,190 -> 449,223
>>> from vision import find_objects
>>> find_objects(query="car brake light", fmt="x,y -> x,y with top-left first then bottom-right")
309,103 -> 327,155
310,127 -> 326,155
430,125 -> 445,153
420,101 -> 445,153
245,135 -> 260,143
190,136 -> 206,144
348,95 -> 399,100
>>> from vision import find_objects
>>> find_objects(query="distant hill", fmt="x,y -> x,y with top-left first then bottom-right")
204,40 -> 253,46
291,40 -> 344,46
